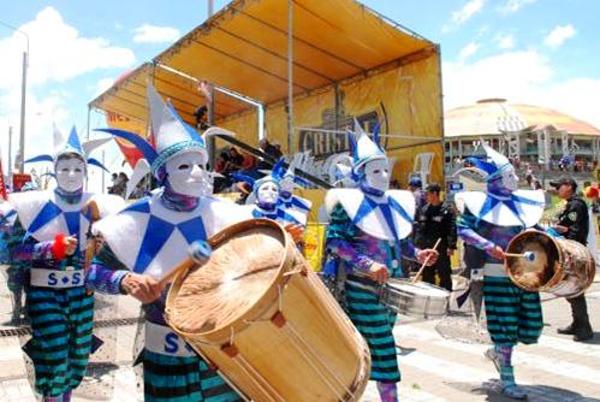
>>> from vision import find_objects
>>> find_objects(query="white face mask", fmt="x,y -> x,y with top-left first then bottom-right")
501,165 -> 519,191
165,151 -> 210,197
364,158 -> 390,193
257,181 -> 279,206
55,157 -> 86,192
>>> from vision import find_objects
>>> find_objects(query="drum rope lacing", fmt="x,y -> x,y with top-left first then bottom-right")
283,320 -> 355,400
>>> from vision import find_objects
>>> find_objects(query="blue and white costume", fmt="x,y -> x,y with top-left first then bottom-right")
455,144 -> 545,400
0,126 -> 123,402
324,121 -> 422,402
89,84 -> 250,402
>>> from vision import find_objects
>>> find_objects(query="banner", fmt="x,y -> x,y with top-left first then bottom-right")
106,111 -> 148,167
304,223 -> 327,272
0,158 -> 6,200
12,173 -> 32,192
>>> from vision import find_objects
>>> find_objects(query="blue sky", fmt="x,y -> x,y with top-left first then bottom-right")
1,0 -> 599,190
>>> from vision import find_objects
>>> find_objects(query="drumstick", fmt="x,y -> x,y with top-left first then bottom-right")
505,251 -> 535,261
83,200 -> 101,273
157,241 -> 212,287
412,238 -> 442,284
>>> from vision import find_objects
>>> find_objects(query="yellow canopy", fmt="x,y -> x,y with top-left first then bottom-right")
90,0 -> 435,127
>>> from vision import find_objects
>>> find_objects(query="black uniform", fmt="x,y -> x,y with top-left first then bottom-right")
556,195 -> 593,340
414,202 -> 457,291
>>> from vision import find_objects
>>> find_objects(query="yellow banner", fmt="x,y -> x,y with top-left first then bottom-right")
303,223 -> 327,272
217,53 -> 443,188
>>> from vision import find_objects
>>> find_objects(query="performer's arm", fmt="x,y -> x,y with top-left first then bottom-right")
447,207 -> 458,251
325,204 -> 374,272
400,239 -> 418,260
5,220 -> 55,263
86,244 -> 129,295
457,212 -> 496,252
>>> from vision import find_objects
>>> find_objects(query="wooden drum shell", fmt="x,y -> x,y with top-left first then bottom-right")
165,219 -> 370,402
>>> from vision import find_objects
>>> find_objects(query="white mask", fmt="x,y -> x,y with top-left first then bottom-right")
364,158 -> 390,193
165,151 -> 209,197
55,157 -> 86,192
501,165 -> 519,191
257,181 -> 279,206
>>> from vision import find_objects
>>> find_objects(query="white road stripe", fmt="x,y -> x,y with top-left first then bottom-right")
362,382 -> 447,402
400,350 -> 491,383
396,325 -> 600,386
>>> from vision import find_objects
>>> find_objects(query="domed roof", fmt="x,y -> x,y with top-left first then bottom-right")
445,98 -> 600,138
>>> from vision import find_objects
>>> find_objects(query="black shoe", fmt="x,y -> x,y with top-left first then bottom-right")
573,326 -> 593,342
557,323 -> 576,335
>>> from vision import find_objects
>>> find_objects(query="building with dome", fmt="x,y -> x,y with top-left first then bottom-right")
444,99 -> 600,174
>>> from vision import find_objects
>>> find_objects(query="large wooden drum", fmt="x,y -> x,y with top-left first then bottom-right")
505,230 -> 595,298
165,219 -> 370,402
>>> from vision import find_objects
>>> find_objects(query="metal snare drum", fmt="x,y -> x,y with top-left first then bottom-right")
380,279 -> 450,319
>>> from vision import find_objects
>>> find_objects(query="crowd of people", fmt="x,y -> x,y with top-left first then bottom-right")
0,86 -> 597,402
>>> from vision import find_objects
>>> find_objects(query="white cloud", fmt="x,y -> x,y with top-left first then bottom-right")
443,50 -> 600,130
498,0 -> 538,15
0,6 -> 135,176
0,7 -> 135,90
443,0 -> 486,32
544,24 -> 576,48
496,33 -> 515,49
458,42 -> 480,60
95,77 -> 115,97
132,24 -> 180,44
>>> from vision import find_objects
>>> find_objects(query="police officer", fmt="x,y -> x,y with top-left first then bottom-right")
552,177 -> 594,342
414,183 -> 457,291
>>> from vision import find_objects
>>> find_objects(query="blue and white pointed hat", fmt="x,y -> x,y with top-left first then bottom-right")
25,124 -> 110,171
348,119 -> 386,175
462,143 -> 513,182
96,84 -> 234,178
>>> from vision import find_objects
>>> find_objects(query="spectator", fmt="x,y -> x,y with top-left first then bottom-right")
228,147 -> 244,170
552,178 -> 593,341
413,183 -> 457,291
408,176 -> 426,210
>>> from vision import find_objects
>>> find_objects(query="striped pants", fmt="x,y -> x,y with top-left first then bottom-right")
484,276 -> 543,346
345,278 -> 400,383
143,350 -> 243,402
26,286 -> 94,397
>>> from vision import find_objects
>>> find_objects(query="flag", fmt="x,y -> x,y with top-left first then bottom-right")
0,155 -> 7,200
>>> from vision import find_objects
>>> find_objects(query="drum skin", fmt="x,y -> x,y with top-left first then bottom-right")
505,230 -> 596,298
165,219 -> 370,402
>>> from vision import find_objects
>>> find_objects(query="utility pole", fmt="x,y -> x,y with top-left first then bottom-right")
0,21 -> 29,174
8,126 -> 13,177
18,50 -> 27,173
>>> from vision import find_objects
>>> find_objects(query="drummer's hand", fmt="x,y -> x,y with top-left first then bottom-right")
487,246 -> 505,260
553,225 -> 568,234
417,249 -> 439,266
64,236 -> 78,256
285,224 -> 304,244
121,273 -> 164,304
368,263 -> 389,284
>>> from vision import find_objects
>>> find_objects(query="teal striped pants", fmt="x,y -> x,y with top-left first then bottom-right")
143,350 -> 243,402
484,276 -> 543,346
345,277 -> 400,383
26,286 -> 94,397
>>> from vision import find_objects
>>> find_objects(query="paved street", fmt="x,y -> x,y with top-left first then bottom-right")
1,267 -> 599,401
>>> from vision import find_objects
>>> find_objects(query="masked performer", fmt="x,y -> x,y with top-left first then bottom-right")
87,85 -> 252,402
455,145 -> 545,400
323,122 -> 438,402
276,158 -> 312,218
0,126 -> 123,402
